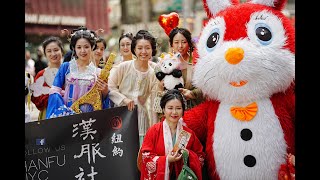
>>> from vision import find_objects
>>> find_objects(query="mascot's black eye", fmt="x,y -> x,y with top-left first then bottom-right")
169,63 -> 172,66
256,27 -> 272,42
207,32 -> 220,48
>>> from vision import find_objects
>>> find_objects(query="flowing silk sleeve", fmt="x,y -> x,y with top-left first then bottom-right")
102,93 -> 112,109
31,70 -> 48,111
108,62 -> 127,106
46,63 -> 75,119
140,125 -> 167,180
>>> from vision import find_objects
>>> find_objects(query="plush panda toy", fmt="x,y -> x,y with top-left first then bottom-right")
155,53 -> 184,90
183,0 -> 295,179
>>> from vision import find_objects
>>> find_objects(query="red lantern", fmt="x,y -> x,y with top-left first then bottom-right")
158,12 -> 179,36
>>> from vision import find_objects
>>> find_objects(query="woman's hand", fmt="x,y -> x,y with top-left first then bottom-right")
179,148 -> 189,156
158,80 -> 165,91
96,78 -> 109,98
168,150 -> 182,163
178,88 -> 195,100
123,98 -> 135,111
138,96 -> 146,106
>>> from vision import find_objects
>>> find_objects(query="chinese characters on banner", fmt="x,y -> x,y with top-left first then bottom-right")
73,118 -> 105,179
25,106 -> 140,179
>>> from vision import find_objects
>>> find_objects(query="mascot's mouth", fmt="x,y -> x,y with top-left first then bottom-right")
229,80 -> 248,87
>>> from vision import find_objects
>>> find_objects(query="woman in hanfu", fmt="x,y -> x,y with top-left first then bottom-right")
140,89 -> 205,180
30,36 -> 63,120
108,30 -> 158,146
46,26 -> 111,119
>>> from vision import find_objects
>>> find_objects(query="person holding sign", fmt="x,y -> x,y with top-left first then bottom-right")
139,89 -> 205,180
108,30 -> 158,146
46,26 -> 111,119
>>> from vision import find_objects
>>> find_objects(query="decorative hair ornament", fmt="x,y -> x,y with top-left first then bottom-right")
160,89 -> 188,111
180,92 -> 188,110
95,28 -> 104,36
123,32 -> 133,37
61,29 -> 71,42
171,89 -> 188,110
60,28 -> 97,42
72,28 -> 99,43
158,12 -> 180,36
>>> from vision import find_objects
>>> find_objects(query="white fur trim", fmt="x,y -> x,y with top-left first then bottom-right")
250,0 -> 275,7
205,0 -> 233,16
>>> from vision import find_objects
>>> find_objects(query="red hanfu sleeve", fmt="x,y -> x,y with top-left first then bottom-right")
186,128 -> 206,180
31,70 -> 49,111
140,124 -> 167,180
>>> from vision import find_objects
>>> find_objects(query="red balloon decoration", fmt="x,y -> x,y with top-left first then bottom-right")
158,12 -> 180,36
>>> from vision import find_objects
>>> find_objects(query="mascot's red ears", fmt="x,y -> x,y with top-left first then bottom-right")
202,0 -> 288,18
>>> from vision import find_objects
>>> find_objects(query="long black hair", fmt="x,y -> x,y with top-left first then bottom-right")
169,27 -> 194,53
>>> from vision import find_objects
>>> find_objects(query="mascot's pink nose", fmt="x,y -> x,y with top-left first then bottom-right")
225,47 -> 244,64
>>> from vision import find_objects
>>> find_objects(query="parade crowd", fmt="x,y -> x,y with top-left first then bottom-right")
25,25 -> 207,179
24,0 -> 296,176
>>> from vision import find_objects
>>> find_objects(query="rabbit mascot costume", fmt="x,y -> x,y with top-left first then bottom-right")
183,0 -> 295,179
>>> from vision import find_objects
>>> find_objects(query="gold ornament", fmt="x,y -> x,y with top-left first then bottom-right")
70,53 -> 116,113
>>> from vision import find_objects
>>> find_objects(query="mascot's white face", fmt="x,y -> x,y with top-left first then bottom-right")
194,5 -> 295,104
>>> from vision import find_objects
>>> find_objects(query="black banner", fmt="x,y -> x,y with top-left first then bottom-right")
25,106 -> 140,180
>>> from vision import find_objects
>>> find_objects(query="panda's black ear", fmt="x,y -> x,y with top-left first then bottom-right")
156,72 -> 165,81
172,69 -> 182,78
